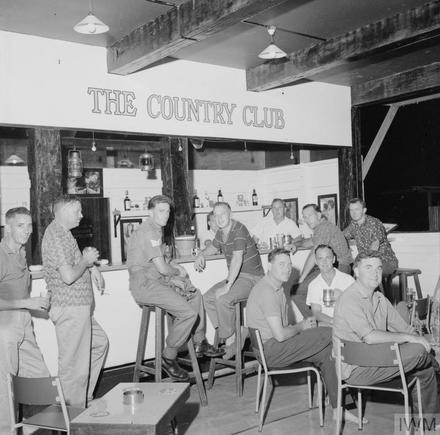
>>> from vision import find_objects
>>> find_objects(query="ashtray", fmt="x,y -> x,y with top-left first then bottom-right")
123,387 -> 144,405
29,265 -> 43,272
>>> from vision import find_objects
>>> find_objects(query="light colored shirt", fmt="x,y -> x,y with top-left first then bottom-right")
0,240 -> 29,301
251,215 -> 301,245
247,275 -> 289,342
333,280 -> 413,379
306,269 -> 354,317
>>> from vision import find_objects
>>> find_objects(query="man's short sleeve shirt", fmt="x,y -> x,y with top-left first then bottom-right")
312,220 -> 353,266
42,220 -> 93,307
213,220 -> 264,277
251,216 -> 301,245
126,218 -> 164,281
0,240 -> 29,301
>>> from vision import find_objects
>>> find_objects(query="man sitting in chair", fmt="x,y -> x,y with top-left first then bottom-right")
333,251 -> 440,417
247,248 -> 362,424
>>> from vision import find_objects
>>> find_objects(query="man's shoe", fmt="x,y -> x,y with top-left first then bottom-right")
161,357 -> 190,382
194,340 -> 226,358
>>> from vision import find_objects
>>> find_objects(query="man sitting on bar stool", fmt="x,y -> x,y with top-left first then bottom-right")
195,202 -> 265,359
127,195 -> 223,382
343,198 -> 398,276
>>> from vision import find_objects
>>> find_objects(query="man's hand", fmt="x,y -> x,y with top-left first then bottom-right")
407,334 -> 431,352
83,247 -> 99,266
284,243 -> 297,253
194,254 -> 206,272
370,239 -> 380,250
215,283 -> 230,300
24,297 -> 50,311
298,316 -> 317,331
91,267 -> 105,293
169,276 -> 186,290
172,263 -> 188,278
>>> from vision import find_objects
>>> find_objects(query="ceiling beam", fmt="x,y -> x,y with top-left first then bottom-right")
107,0 -> 290,75
352,61 -> 440,106
246,0 -> 440,91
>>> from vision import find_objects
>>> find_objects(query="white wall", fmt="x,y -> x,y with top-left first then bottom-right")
0,31 -> 351,146
0,166 -> 30,225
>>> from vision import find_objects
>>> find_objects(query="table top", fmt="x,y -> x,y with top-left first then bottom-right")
71,382 -> 190,427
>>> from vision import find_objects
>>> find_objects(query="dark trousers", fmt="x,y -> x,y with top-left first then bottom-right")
347,343 -> 440,415
263,327 -> 338,408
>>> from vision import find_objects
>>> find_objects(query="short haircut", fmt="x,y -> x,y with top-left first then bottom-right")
213,202 -> 231,211
353,251 -> 382,268
349,197 -> 366,208
314,244 -> 336,258
5,207 -> 31,222
268,248 -> 291,263
53,195 -> 80,215
271,198 -> 284,207
148,195 -> 173,209
302,203 -> 321,213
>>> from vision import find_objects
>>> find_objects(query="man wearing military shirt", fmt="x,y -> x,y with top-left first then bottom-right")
127,195 -> 222,382
0,207 -> 50,435
344,198 -> 398,275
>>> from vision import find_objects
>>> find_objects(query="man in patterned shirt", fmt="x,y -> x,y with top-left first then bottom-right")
42,196 -> 108,407
343,198 -> 398,275
195,202 -> 265,358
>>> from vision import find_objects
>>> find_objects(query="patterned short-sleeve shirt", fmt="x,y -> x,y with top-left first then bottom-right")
42,220 -> 93,307
343,215 -> 397,266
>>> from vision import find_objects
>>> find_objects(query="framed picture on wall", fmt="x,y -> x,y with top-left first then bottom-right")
262,205 -> 271,217
66,168 -> 103,197
283,198 -> 299,224
318,193 -> 338,225
120,218 -> 142,262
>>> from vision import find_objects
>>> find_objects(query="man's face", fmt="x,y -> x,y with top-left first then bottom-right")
271,201 -> 285,221
302,206 -> 321,230
354,257 -> 383,291
64,201 -> 83,230
315,247 -> 335,274
213,205 -> 231,229
5,214 -> 33,246
151,202 -> 170,227
269,253 -> 292,283
208,215 -> 219,232
349,202 -> 366,223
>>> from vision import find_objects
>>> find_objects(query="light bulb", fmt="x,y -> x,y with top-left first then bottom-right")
91,141 -> 97,152
87,23 -> 97,34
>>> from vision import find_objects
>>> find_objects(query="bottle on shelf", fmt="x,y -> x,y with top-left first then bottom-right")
124,190 -> 131,211
217,189 -> 224,202
252,188 -> 258,206
193,190 -> 200,208
190,225 -> 196,236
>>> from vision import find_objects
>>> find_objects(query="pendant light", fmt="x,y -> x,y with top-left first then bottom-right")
290,144 -> 295,161
258,26 -> 287,60
139,152 -> 154,171
91,131 -> 97,152
74,1 -> 109,35
4,154 -> 25,165
67,146 -> 83,178
191,138 -> 204,150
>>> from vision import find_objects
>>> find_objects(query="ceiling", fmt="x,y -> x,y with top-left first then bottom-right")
1,0 -> 439,94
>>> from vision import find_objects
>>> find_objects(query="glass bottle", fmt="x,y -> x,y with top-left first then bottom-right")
124,191 -> 131,211
252,188 -> 258,206
193,191 -> 200,208
217,189 -> 223,202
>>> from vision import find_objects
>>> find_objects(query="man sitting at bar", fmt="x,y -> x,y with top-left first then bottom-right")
306,244 -> 354,326
127,195 -> 223,382
195,202 -> 264,359
294,204 -> 353,317
42,196 -> 109,408
0,207 -> 50,435
247,248 -> 362,424
251,198 -> 302,248
343,198 -> 398,276
333,251 -> 439,417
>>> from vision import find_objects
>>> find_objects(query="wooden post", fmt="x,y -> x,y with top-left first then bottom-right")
27,128 -> 63,263
161,137 -> 192,244
338,107 -> 363,230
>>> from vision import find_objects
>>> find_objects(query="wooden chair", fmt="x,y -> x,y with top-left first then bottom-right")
249,328 -> 324,432
7,374 -> 84,435
385,268 -> 423,302
410,296 -> 431,333
133,304 -> 208,406
334,338 -> 423,435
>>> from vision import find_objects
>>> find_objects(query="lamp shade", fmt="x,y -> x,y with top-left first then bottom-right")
5,154 -> 25,165
258,43 -> 287,60
74,12 -> 109,34
191,138 -> 204,150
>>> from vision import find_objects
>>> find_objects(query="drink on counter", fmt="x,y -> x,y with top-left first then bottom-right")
193,190 -> 200,208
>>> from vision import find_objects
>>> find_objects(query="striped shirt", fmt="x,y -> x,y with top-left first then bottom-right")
213,220 -> 264,277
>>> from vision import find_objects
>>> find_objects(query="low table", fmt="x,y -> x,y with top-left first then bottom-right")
70,382 -> 190,435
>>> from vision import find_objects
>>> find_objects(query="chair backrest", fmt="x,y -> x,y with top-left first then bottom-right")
410,296 -> 431,324
248,327 -> 268,371
7,374 -> 70,433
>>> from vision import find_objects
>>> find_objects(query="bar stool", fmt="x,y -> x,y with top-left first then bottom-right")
207,298 -> 258,396
133,304 -> 208,406
385,268 -> 423,302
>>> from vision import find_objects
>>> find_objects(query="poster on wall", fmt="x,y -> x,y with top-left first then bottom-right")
66,168 -> 103,197
318,194 -> 338,225
120,218 -> 142,262
283,198 -> 299,224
